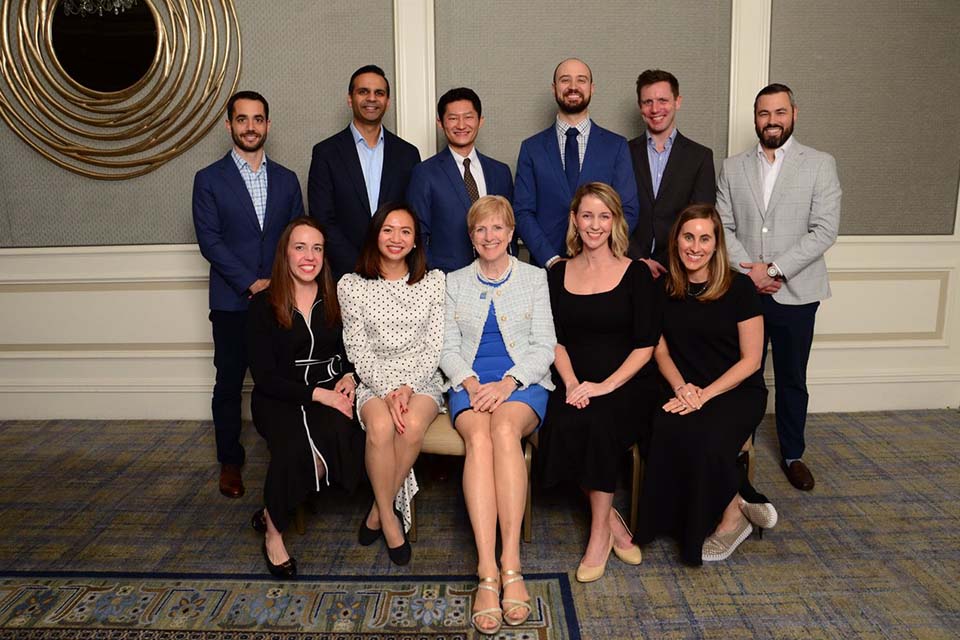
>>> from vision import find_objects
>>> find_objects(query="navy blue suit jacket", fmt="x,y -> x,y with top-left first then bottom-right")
406,148 -> 514,272
193,152 -> 304,312
513,122 -> 639,266
307,125 -> 421,277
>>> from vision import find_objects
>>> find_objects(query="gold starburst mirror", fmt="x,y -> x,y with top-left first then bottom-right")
0,0 -> 242,179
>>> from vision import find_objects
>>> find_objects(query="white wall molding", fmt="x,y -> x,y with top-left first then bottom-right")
393,0 -> 436,160
727,0 -> 771,155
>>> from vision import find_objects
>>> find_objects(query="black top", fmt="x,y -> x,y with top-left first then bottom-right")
660,271 -> 763,390
246,289 -> 355,404
547,259 -> 661,382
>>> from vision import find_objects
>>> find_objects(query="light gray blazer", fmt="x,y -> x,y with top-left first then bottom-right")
716,139 -> 841,305
440,258 -> 556,391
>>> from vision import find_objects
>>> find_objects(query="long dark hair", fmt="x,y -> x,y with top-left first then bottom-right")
665,204 -> 733,302
354,202 -> 427,284
268,217 -> 340,328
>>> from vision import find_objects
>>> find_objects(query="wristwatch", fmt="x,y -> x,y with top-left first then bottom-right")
766,263 -> 780,278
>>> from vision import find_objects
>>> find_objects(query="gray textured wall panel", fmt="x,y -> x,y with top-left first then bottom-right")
0,0 -> 395,247
434,0 -> 731,177
770,0 -> 959,235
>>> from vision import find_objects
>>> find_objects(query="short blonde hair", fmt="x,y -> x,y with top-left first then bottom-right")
564,182 -> 629,257
467,195 -> 515,232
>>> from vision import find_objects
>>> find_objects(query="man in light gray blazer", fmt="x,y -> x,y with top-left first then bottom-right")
717,83 -> 841,492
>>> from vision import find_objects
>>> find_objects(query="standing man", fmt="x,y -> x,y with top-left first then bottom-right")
407,87 -> 514,272
308,64 -> 421,277
627,69 -> 716,277
717,83 -> 841,491
514,58 -> 639,267
193,91 -> 305,498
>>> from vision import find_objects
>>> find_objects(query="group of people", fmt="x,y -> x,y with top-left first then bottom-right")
192,57 -> 841,634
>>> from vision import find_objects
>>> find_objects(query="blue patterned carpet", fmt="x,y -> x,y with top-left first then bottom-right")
0,410 -> 958,638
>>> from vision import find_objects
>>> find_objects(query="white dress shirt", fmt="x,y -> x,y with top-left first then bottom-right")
449,146 -> 487,198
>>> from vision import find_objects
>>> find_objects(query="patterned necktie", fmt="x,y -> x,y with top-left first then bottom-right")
564,127 -> 580,193
463,157 -> 480,203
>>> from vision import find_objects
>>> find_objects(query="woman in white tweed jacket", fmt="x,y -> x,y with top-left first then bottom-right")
440,196 -> 556,634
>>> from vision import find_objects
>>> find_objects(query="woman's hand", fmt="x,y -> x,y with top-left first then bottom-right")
462,376 -> 481,406
335,373 -> 357,404
471,378 -> 515,413
565,380 -> 613,409
387,385 -> 414,434
312,386 -> 354,419
672,382 -> 703,410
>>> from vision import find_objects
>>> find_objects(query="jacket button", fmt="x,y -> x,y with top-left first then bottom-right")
509,341 -> 515,348
762,227 -> 768,233
496,290 -> 502,296
501,315 -> 507,322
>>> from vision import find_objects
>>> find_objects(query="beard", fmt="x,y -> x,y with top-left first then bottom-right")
555,89 -> 591,115
231,129 -> 266,153
756,120 -> 794,149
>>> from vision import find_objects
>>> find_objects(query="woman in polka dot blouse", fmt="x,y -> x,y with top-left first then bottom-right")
338,202 -> 445,566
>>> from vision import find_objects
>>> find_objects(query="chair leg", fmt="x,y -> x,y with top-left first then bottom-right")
408,495 -> 418,543
523,440 -> 533,543
294,505 -> 306,536
630,444 -> 643,533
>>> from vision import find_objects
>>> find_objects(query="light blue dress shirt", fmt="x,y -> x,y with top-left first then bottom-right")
230,149 -> 268,229
646,127 -> 677,198
350,122 -> 385,215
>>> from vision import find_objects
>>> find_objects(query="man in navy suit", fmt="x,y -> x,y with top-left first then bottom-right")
407,87 -> 514,272
514,58 -> 639,267
308,65 -> 421,277
193,91 -> 305,498
626,69 -> 716,277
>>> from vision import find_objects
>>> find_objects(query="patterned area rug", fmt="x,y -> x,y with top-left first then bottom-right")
0,571 -> 579,639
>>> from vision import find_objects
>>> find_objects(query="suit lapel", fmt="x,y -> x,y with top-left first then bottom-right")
541,127 -> 570,199
632,136 -> 655,202
335,127 -> 372,216
380,128 -> 397,206
742,151 -> 766,218
220,154 -> 262,233
656,132 -> 686,202
441,149 -> 473,210
766,144 -> 802,214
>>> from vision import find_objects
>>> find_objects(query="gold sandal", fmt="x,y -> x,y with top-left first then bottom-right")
471,576 -> 502,635
500,569 -> 532,626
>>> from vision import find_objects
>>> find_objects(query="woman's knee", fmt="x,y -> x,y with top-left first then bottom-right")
365,419 -> 395,448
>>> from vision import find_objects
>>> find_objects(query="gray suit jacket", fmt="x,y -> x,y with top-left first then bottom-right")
440,258 -> 556,392
716,139 -> 841,305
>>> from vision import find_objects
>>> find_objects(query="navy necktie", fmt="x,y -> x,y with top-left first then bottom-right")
564,127 -> 580,193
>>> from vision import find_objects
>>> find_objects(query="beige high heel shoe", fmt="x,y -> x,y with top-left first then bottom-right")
611,508 -> 643,565
576,534 -> 613,583
500,569 -> 532,626
471,576 -> 502,635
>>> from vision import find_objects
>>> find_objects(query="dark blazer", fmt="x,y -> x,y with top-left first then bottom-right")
307,125 -> 421,277
513,122 -> 639,267
406,148 -> 514,272
627,131 -> 716,265
192,152 -> 304,312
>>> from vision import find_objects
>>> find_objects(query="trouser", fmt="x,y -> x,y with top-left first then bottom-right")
210,309 -> 248,465
759,297 -> 819,461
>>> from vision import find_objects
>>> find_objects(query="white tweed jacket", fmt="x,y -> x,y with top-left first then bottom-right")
440,257 -> 556,392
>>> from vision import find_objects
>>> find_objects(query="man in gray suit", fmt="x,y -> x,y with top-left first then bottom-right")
717,83 -> 841,491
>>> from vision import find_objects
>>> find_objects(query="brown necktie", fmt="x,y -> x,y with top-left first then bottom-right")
463,158 -> 480,203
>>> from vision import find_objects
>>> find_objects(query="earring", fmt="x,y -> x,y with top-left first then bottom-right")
413,244 -> 417,248
472,246 -> 478,257
507,243 -> 513,256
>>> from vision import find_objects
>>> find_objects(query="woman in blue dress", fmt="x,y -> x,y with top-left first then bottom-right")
440,196 -> 556,635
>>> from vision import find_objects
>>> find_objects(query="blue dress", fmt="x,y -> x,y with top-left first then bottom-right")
447,273 -> 549,428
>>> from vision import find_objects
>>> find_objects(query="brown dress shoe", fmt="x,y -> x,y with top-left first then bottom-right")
782,460 -> 815,491
219,463 -> 245,498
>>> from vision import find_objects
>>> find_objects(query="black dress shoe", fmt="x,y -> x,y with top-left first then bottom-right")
262,542 -> 297,579
782,460 -> 815,491
357,501 -> 381,546
251,509 -> 267,534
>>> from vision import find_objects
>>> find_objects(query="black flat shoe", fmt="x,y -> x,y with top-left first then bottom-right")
262,542 -> 297,579
357,501 -> 381,546
251,509 -> 267,534
386,506 -> 411,566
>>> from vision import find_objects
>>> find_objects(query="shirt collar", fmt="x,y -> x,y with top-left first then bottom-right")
231,148 -> 267,172
556,115 -> 591,137
756,135 -> 794,163
646,127 -> 678,150
349,121 -> 384,148
449,145 -> 480,167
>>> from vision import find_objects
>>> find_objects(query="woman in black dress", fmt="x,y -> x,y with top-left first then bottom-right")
635,204 -> 777,565
247,217 -> 365,578
540,182 -> 660,583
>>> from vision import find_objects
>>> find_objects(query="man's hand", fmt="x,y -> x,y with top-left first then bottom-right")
638,258 -> 667,279
740,262 -> 781,294
248,278 -> 270,297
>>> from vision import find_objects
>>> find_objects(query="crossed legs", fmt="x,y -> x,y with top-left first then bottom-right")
456,402 -> 537,629
362,394 -> 437,549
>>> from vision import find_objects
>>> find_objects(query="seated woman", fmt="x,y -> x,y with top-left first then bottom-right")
635,204 -> 777,565
338,203 -> 445,566
440,196 -> 556,634
540,182 -> 660,583
247,217 -> 364,579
